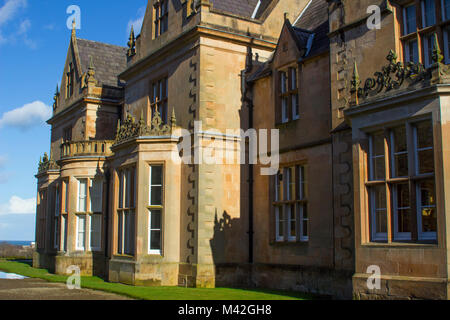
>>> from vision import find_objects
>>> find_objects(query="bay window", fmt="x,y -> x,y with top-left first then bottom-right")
76,177 -> 104,252
366,119 -> 437,242
273,165 -> 308,243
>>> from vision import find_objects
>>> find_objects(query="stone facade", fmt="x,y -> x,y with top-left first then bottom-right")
34,0 -> 450,300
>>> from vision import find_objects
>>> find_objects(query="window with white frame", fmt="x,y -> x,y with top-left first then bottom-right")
76,214 -> 86,251
117,167 -> 136,256
61,215 -> 68,252
366,119 -> 437,242
77,178 -> 88,213
273,165 -> 308,242
278,66 -> 299,124
54,186 -> 61,249
149,165 -> 163,254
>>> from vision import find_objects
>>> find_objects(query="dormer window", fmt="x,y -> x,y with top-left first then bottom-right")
278,66 -> 299,124
154,0 -> 169,38
66,63 -> 74,98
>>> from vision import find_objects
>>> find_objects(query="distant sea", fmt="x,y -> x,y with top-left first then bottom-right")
0,241 -> 33,246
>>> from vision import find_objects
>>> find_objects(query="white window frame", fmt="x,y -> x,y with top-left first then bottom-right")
77,178 -> 88,213
76,214 -> 86,251
299,203 -> 309,242
275,206 -> 284,242
148,210 -> 162,255
61,215 -> 68,252
54,186 -> 60,249
287,204 -> 296,242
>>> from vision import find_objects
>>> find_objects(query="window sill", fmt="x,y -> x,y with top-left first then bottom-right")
361,242 -> 438,249
270,240 -> 309,247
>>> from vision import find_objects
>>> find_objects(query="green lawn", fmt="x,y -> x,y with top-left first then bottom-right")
0,259 -> 312,300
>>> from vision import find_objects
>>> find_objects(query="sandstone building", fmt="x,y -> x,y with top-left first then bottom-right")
34,0 -> 450,299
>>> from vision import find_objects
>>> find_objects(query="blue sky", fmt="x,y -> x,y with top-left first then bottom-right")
0,0 -> 147,241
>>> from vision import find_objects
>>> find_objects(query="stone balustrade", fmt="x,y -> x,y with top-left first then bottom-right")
60,140 -> 114,159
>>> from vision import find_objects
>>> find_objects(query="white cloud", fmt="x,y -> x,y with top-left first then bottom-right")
0,196 -> 36,215
0,100 -> 51,130
127,6 -> 145,35
0,0 -> 34,48
0,0 -> 27,26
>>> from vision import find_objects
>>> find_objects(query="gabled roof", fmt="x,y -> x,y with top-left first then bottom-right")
209,0 -> 273,19
76,38 -> 127,88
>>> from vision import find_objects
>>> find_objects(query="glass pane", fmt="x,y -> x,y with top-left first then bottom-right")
397,209 -> 411,233
418,149 -> 435,174
371,185 -> 387,235
280,72 -> 287,93
371,133 -> 386,181
406,40 -> 419,63
275,172 -> 282,201
292,94 -> 299,118
392,127 -> 408,177
423,0 -> 436,27
445,0 -> 450,20
151,210 -> 162,229
77,216 -> 86,249
416,121 -> 433,149
426,34 -> 436,66
151,186 -> 162,206
302,205 -> 308,237
287,167 -> 295,201
282,97 -> 288,122
297,166 -> 305,200
151,166 -> 163,185
276,207 -> 284,238
376,210 -> 387,234
289,205 -> 295,238
90,179 -> 103,213
397,183 -> 410,208
405,5 -> 417,34
151,230 -> 161,250
78,180 -> 87,212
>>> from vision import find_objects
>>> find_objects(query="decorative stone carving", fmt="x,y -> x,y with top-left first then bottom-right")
351,46 -> 450,105
38,152 -> 59,173
53,85 -> 60,110
114,109 -> 177,145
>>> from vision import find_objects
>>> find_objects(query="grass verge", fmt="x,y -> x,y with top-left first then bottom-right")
0,259 -> 312,300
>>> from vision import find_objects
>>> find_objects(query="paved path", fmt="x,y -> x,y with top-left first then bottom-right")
0,278 -> 132,300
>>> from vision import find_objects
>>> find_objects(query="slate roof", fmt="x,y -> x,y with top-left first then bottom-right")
293,0 -> 329,57
210,0 -> 265,19
76,38 -> 127,88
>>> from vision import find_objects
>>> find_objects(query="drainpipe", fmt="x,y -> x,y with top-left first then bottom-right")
244,41 -> 255,264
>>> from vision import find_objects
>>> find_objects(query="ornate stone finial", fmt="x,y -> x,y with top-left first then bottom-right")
350,61 -> 360,106
171,108 -> 177,128
127,26 -> 136,57
86,56 -> 98,85
53,84 -> 60,110
43,152 -> 49,163
284,12 -> 289,21
432,34 -> 444,64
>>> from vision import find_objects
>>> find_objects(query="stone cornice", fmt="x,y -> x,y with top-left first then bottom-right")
120,25 -> 277,81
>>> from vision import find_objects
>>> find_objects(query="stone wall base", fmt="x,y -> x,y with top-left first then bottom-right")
109,258 -> 180,286
33,251 -> 56,273
55,253 -> 107,277
219,263 -> 353,299
353,273 -> 449,300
